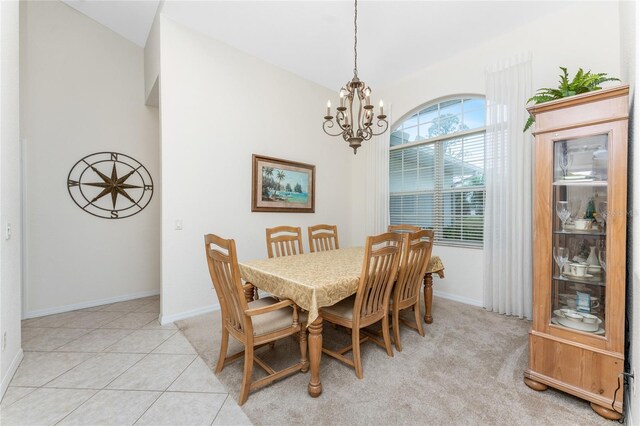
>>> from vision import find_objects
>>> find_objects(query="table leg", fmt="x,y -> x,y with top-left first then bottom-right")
299,327 -> 309,373
424,273 -> 433,324
307,317 -> 323,397
243,283 -> 255,302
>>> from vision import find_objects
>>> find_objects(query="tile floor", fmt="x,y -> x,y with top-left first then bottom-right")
1,296 -> 252,426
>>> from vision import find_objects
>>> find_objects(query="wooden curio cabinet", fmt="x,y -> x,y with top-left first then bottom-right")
524,85 -> 629,420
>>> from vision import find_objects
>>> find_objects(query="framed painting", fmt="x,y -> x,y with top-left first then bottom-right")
252,154 -> 315,213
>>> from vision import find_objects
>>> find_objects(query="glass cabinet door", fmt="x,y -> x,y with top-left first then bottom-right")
551,134 -> 608,336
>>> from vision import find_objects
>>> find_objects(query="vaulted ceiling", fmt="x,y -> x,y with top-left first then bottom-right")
62,0 -> 160,47
62,0 -> 568,90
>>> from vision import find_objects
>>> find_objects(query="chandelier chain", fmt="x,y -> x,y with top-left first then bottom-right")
353,0 -> 358,77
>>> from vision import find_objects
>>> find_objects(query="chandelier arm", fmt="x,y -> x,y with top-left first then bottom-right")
323,119 -> 346,137
337,110 -> 352,132
369,119 -> 389,136
336,110 -> 349,131
360,127 -> 372,141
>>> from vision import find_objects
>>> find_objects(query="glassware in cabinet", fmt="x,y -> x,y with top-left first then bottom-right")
550,134 -> 608,336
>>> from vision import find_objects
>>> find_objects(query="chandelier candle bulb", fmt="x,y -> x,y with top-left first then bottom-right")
327,100 -> 331,116
340,91 -> 345,107
379,100 -> 384,115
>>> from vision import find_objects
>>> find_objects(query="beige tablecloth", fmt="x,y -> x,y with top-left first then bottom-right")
239,247 -> 445,325
426,256 -> 444,275
239,248 -> 363,325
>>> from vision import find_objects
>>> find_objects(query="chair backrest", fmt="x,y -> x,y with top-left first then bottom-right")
308,224 -> 340,253
204,234 -> 250,335
394,230 -> 434,306
266,226 -> 304,258
353,232 -> 403,325
388,224 -> 421,234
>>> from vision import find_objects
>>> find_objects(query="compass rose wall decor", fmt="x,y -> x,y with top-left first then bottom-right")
67,152 -> 154,219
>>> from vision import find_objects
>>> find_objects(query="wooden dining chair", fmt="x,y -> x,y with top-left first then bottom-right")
204,234 -> 308,405
266,226 -> 304,258
319,232 -> 403,379
388,224 -> 421,234
308,224 -> 339,253
391,230 -> 434,351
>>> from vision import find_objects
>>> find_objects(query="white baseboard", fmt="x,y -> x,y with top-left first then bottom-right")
23,289 -> 160,319
433,290 -> 483,307
158,292 -> 482,326
1,349 -> 24,400
160,302 -> 220,325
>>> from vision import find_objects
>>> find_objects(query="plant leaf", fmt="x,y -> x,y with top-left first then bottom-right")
523,116 -> 535,132
522,66 -> 620,133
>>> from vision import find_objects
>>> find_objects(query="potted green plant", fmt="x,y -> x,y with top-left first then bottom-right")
523,67 -> 620,132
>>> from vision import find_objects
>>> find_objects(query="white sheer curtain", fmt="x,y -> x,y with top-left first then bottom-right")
483,55 -> 533,319
364,109 -> 391,236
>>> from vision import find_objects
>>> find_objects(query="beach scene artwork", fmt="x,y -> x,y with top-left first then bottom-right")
252,155 -> 315,212
261,167 -> 309,204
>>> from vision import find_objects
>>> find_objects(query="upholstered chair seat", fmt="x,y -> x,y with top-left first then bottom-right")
318,295 -> 355,321
249,297 -> 308,336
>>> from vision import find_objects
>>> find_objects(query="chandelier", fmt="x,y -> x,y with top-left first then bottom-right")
322,0 -> 388,154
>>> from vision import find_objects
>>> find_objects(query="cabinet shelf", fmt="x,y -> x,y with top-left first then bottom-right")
553,275 -> 605,287
553,180 -> 608,187
553,229 -> 606,237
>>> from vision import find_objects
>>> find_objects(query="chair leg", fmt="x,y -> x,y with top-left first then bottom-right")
239,344 -> 254,405
381,314 -> 394,357
299,329 -> 309,373
352,328 -> 363,379
215,327 -> 229,374
392,307 -> 402,352
414,302 -> 425,337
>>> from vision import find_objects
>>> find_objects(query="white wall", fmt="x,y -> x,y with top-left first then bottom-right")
20,1 -> 160,317
159,17 -> 352,323
144,6 -> 161,107
0,0 -> 23,399
349,1 -> 622,306
620,0 -> 639,422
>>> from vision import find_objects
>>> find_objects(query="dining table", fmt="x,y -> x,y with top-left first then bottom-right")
238,247 -> 445,397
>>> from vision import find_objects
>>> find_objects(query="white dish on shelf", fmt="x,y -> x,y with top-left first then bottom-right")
559,304 -> 601,314
559,174 -> 594,181
587,266 -> 602,274
552,309 -> 603,332
562,272 -> 595,279
551,317 -> 604,335
582,313 -> 599,324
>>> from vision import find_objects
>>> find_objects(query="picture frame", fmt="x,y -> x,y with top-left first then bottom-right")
252,154 -> 315,213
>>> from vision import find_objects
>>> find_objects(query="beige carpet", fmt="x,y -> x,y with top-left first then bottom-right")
177,297 -> 610,425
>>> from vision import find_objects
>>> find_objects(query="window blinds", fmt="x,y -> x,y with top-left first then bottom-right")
389,131 -> 485,247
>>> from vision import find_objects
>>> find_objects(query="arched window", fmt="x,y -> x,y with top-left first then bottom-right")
389,96 -> 485,247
